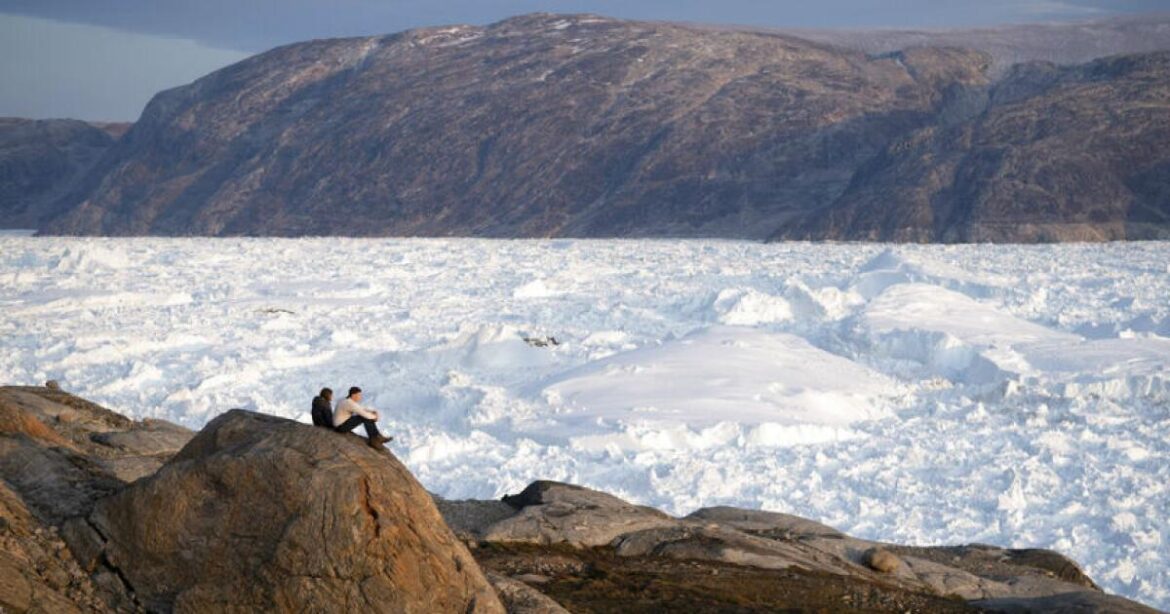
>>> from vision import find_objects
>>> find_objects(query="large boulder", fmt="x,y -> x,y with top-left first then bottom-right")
84,410 -> 504,613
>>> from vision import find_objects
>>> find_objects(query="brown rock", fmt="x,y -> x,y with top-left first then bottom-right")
0,482 -> 98,613
863,547 -> 902,573
87,409 -> 504,613
0,395 -> 71,447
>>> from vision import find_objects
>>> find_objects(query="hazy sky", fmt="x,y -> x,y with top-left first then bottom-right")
2,0 -> 1167,121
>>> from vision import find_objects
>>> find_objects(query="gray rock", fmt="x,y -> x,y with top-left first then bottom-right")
863,547 -> 901,573
486,572 -> 570,614
973,590 -> 1162,613
0,436 -> 123,524
612,524 -> 857,574
482,481 -> 676,546
686,506 -> 844,539
435,497 -> 519,541
90,418 -> 193,457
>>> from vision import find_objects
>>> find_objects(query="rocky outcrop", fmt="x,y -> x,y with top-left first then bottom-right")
0,386 -> 1158,611
0,386 -> 190,525
777,52 -> 1170,242
0,385 -> 197,613
441,481 -> 1160,612
0,119 -> 116,229
80,409 -> 503,613
0,481 -> 106,613
0,387 -> 504,612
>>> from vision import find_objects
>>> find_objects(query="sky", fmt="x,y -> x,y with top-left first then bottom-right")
2,0 -> 1167,121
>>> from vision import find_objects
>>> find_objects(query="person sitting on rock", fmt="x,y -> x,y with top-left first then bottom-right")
311,388 -> 334,427
333,386 -> 392,448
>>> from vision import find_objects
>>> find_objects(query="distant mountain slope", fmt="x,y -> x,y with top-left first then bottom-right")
40,14 -> 991,238
777,52 -> 1170,242
40,13 -> 1170,241
0,118 -> 115,229
770,13 -> 1170,76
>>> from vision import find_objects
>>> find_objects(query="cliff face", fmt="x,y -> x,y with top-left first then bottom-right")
777,52 -> 1170,242
0,119 -> 115,229
35,14 -> 1170,241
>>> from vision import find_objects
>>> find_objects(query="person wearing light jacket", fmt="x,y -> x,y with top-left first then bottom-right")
333,386 -> 392,448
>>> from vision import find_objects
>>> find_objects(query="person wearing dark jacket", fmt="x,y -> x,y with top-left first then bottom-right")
311,388 -> 334,428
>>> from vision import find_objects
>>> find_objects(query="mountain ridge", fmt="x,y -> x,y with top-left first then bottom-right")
12,12 -> 1170,241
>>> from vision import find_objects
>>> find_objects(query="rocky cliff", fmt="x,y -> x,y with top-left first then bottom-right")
0,384 -> 1160,612
0,119 -> 116,229
776,52 -> 1170,242
38,13 -> 1170,242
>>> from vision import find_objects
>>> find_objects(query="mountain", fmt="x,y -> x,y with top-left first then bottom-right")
776,52 -> 1170,241
38,14 -> 1170,241
0,118 -> 116,229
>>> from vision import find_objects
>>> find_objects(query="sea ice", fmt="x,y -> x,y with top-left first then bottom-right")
0,237 -> 1167,608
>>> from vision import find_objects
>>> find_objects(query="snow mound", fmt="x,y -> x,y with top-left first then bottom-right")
854,247 -> 1011,300
861,283 -> 1170,402
542,326 -> 900,429
437,324 -> 560,372
709,288 -> 794,325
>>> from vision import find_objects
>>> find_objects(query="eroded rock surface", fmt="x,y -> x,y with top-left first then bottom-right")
442,480 -> 1158,612
477,480 -> 676,546
0,386 -> 1157,612
85,409 -> 504,613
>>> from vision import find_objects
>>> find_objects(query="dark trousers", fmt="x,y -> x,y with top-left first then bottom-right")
334,415 -> 383,439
